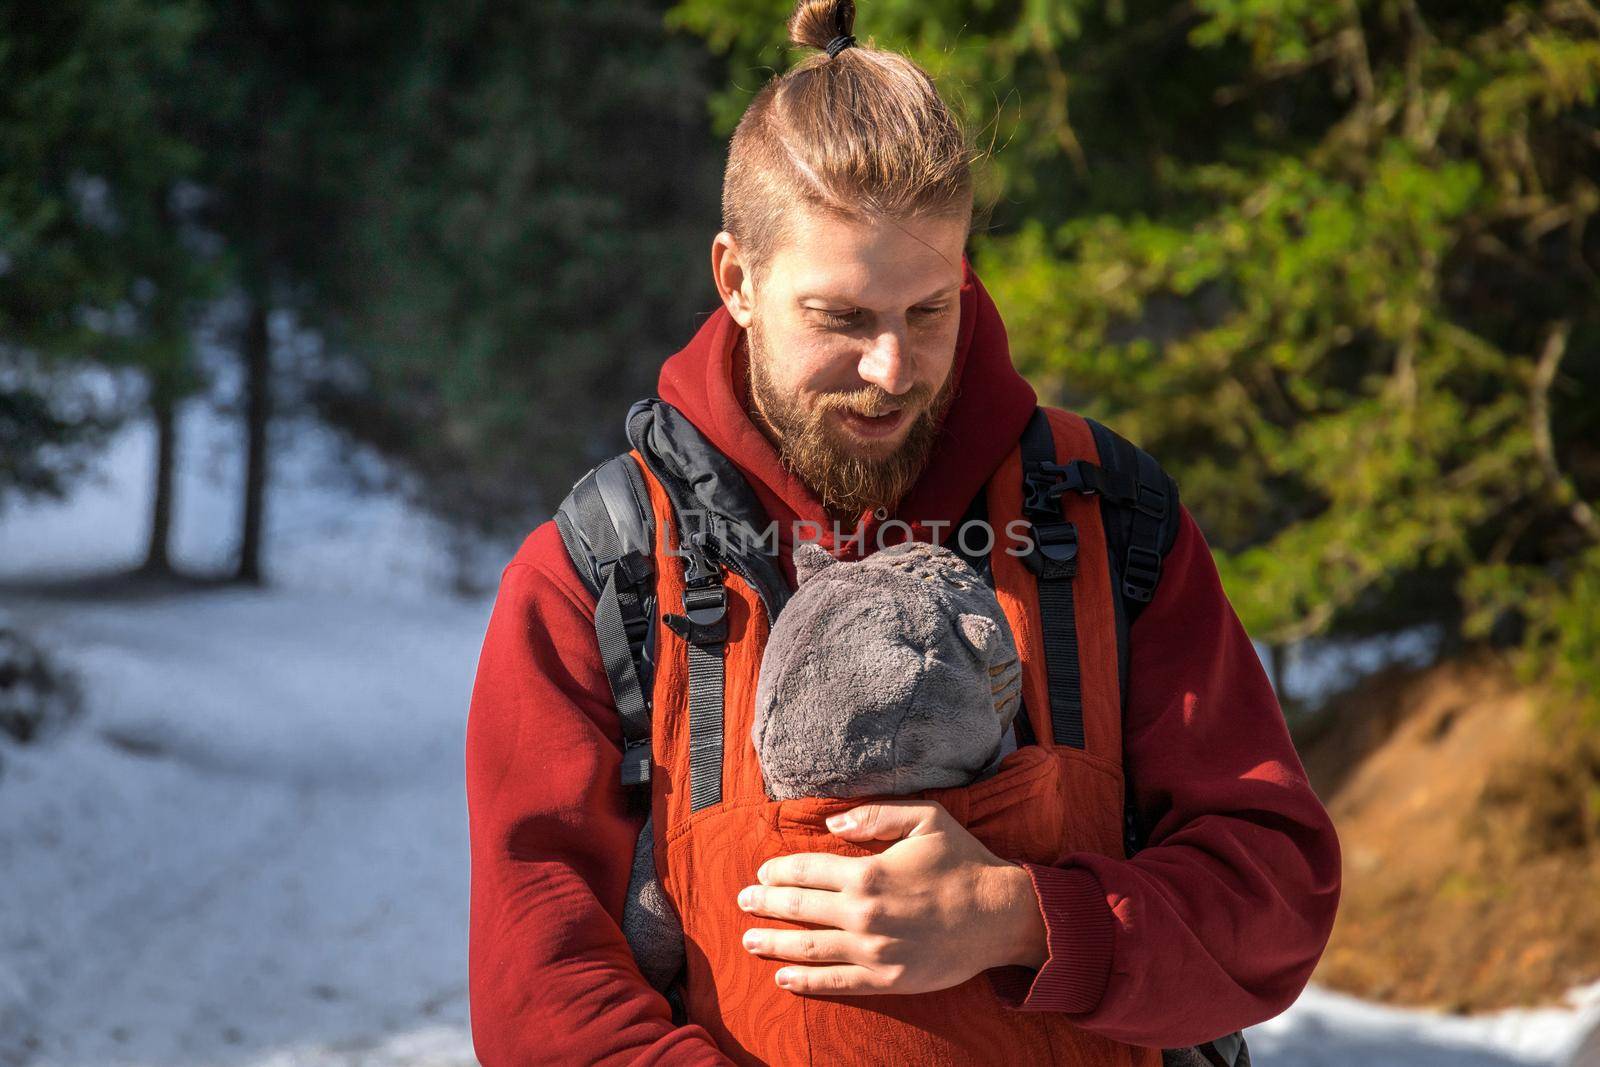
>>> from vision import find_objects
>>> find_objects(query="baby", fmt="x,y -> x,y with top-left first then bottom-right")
622,539 -> 1023,990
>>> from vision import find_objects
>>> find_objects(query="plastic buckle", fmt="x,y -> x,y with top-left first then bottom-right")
1022,460 -> 1070,515
620,736 -> 652,786
1061,460 -> 1099,497
680,530 -> 721,586
621,603 -> 651,646
1123,544 -> 1162,602
1023,520 -> 1078,580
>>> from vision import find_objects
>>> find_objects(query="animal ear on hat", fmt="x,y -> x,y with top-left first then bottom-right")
793,541 -> 838,584
955,612 -> 998,658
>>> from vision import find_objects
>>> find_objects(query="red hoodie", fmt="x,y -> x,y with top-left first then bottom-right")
465,256 -> 1342,1064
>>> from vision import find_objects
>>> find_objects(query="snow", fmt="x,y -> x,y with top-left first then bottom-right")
1248,982 -> 1600,1066
2,398 -> 1599,1066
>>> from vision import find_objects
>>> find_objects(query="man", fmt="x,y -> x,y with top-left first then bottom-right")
465,7 -> 1340,1063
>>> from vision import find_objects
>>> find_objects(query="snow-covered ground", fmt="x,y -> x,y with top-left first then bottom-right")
0,396 -> 489,1067
2,398 -> 1598,1066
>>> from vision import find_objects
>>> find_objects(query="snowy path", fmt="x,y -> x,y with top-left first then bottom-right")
0,586 -> 487,1067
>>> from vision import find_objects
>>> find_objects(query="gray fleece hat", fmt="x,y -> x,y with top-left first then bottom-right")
751,539 -> 1024,801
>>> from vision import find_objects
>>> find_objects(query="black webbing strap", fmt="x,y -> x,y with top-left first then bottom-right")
663,534 -> 728,812
1077,421 -> 1176,613
555,458 -> 657,787
1078,418 -> 1181,860
597,563 -> 653,786
1018,408 -> 1086,750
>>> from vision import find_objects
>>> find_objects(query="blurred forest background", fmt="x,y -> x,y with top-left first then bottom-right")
3,1 -> 1600,1063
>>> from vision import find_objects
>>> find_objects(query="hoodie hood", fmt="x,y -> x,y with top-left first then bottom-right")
657,253 -> 1037,586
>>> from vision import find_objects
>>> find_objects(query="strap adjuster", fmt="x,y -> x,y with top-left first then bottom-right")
665,583 -> 728,645
596,547 -> 653,588
1023,520 -> 1079,580
1123,544 -> 1162,602
620,736 -> 652,786
1134,482 -> 1167,520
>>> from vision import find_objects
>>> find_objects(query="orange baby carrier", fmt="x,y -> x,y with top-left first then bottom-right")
554,399 -> 1247,1067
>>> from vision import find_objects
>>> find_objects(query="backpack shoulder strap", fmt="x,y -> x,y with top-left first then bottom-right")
1080,416 -> 1183,715
1080,416 -> 1181,860
554,452 -> 658,789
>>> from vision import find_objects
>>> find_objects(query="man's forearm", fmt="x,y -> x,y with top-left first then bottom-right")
1002,508 -> 1341,1047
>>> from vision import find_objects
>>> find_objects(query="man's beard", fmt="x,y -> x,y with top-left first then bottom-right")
745,315 -> 958,521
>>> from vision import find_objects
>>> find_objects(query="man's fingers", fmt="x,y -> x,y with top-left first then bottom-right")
756,851 -> 853,890
828,800 -> 944,842
738,884 -> 853,928
772,963 -> 892,995
742,927 -> 874,965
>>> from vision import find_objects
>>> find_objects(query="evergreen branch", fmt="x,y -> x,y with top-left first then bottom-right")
1531,319 -> 1600,542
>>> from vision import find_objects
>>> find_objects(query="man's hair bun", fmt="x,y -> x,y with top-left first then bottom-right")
788,0 -> 856,54
722,0 -> 981,288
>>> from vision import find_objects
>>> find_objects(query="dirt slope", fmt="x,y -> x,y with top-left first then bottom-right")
1298,656 -> 1600,1011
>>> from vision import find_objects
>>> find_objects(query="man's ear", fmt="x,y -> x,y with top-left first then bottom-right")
712,231 -> 754,328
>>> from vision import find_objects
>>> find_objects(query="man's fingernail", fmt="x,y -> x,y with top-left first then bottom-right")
738,887 -> 753,909
826,814 -> 851,831
775,969 -> 794,989
742,930 -> 760,951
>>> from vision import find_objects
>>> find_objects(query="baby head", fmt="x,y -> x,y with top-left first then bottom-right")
752,540 -> 1023,801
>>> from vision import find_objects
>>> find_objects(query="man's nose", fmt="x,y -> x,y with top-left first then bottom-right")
856,327 -> 915,396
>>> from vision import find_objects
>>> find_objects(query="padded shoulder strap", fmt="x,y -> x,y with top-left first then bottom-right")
555,453 -> 658,787
1080,416 -> 1183,721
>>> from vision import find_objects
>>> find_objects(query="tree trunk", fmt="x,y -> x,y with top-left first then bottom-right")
1268,642 -> 1288,698
235,298 -> 270,585
141,378 -> 177,576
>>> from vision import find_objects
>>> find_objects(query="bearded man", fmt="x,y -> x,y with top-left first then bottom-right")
465,3 -> 1341,1064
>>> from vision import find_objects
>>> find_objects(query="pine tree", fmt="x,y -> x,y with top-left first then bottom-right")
0,0 -> 213,563
309,0 -> 724,543
672,0 -> 1600,718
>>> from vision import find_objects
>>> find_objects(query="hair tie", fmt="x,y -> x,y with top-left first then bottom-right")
824,34 -> 856,58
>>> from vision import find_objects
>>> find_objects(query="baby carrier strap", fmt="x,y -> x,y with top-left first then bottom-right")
1017,410 -> 1089,751
556,398 -> 788,797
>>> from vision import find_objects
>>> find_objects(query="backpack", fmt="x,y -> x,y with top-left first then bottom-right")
555,397 -> 1249,1067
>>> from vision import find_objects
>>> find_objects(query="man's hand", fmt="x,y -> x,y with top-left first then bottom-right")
736,799 -> 1048,996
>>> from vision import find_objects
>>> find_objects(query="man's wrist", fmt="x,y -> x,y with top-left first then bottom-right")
986,861 -> 1049,971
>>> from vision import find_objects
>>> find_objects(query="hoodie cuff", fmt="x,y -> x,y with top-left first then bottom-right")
985,864 -> 1114,1013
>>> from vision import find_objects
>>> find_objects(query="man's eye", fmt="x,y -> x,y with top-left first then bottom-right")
815,309 -> 858,328
913,304 -> 952,318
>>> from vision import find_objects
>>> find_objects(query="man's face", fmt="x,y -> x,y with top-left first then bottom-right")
719,208 -> 968,520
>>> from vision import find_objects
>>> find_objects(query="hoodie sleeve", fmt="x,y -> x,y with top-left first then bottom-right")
987,505 -> 1342,1047
466,520 -> 734,1066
